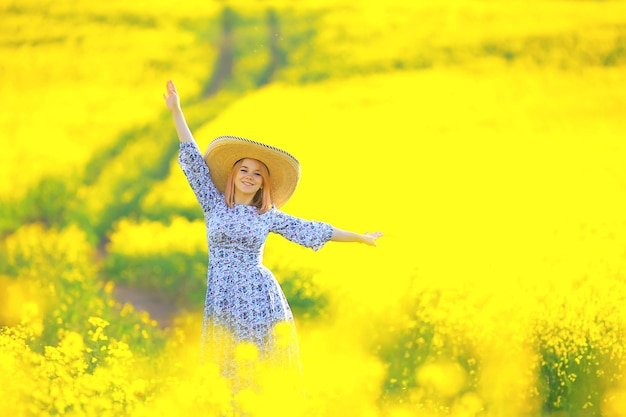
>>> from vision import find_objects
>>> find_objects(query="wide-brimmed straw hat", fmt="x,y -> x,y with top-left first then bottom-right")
204,135 -> 301,208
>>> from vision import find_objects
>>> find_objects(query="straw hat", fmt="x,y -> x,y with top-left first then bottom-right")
204,136 -> 301,208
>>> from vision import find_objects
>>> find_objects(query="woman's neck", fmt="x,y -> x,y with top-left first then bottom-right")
233,192 -> 254,206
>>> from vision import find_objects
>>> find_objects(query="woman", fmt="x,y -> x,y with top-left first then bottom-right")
163,80 -> 382,391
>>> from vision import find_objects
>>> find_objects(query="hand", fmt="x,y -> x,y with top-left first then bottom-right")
363,231 -> 383,247
163,79 -> 181,112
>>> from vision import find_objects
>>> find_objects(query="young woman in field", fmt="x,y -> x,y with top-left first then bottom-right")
163,79 -> 382,394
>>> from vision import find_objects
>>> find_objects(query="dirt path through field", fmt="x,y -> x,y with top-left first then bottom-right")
113,284 -> 181,329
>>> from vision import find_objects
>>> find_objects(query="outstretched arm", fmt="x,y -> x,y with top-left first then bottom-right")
331,228 -> 383,247
163,80 -> 194,143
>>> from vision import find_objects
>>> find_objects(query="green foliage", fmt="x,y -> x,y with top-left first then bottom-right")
376,287 -> 478,399
274,268 -> 329,321
0,175 -> 79,235
203,6 -> 278,94
102,251 -> 208,307
0,224 -> 166,356
535,319 -> 625,416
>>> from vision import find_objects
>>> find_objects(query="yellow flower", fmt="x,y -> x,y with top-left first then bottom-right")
235,342 -> 260,363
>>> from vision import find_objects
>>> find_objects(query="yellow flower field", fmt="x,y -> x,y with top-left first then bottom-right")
1,0 -> 626,415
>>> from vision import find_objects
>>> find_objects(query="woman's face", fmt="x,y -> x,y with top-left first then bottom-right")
233,158 -> 265,198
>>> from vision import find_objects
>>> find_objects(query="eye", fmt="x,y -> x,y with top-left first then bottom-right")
254,172 -> 261,177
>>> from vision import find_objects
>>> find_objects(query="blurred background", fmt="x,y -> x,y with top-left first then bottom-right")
1,0 -> 626,415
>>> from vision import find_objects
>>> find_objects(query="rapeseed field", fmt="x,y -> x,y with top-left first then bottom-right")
2,0 -> 626,416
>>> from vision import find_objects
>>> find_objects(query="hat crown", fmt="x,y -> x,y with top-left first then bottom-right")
213,135 -> 299,165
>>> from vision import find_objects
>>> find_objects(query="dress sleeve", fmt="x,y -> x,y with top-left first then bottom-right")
178,141 -> 222,213
269,208 -> 334,251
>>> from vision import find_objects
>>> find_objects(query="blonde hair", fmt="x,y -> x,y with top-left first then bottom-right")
225,158 -> 272,214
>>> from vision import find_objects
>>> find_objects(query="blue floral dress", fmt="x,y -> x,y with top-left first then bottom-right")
178,141 -> 333,386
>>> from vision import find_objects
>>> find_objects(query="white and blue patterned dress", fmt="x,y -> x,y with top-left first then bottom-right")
178,141 -> 333,385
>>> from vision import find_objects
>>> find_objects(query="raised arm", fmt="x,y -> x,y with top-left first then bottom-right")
331,228 -> 383,247
163,80 -> 194,143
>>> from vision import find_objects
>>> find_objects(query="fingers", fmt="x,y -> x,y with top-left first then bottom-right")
165,80 -> 177,95
364,231 -> 383,246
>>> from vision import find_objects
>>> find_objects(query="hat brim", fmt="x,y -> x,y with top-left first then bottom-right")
204,136 -> 301,208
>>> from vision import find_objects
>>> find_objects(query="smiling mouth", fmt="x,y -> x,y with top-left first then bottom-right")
242,181 -> 254,186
